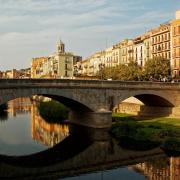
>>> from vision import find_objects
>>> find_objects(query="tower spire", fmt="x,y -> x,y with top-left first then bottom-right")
57,38 -> 65,54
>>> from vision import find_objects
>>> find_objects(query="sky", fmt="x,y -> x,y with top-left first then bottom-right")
0,0 -> 179,71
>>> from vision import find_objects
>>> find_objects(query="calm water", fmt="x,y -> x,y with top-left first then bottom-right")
0,98 -> 179,180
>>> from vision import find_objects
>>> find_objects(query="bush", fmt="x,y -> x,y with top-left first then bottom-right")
119,136 -> 160,151
38,100 -> 69,123
111,121 -> 142,138
162,138 -> 180,156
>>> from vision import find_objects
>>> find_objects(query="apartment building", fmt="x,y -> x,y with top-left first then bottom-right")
151,22 -> 171,60
133,32 -> 151,67
134,36 -> 144,66
31,57 -> 49,78
171,10 -> 180,78
120,39 -> 134,65
31,40 -> 82,78
74,10 -> 180,78
104,47 -> 113,68
112,39 -> 134,66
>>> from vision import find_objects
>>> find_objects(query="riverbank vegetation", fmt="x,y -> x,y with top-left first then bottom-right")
111,113 -> 180,155
37,100 -> 69,124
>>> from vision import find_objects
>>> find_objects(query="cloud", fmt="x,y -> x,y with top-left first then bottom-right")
0,0 -> 179,70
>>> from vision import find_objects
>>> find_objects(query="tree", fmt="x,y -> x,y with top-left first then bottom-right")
143,57 -> 170,81
99,60 -> 142,81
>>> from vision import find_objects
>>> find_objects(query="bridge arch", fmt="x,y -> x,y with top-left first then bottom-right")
0,88 -> 94,112
113,91 -> 175,118
114,91 -> 175,108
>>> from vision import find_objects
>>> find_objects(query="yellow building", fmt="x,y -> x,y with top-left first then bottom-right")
74,10 -> 179,78
120,39 -> 134,65
170,10 -> 180,78
151,22 -> 171,60
31,40 -> 82,79
31,57 -> 49,78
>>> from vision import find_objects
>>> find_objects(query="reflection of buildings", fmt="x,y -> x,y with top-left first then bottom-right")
31,103 -> 69,147
132,157 -> 180,180
8,98 -> 69,147
8,98 -> 32,117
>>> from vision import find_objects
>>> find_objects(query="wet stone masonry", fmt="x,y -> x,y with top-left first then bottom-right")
0,79 -> 180,128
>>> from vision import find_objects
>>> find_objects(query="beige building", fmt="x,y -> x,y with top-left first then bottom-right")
170,10 -> 180,78
74,10 -> 180,79
31,40 -> 82,79
114,39 -> 134,65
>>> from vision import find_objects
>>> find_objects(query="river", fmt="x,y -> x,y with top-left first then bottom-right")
0,98 -> 179,180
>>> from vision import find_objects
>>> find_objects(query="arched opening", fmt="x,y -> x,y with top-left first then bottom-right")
41,94 -> 93,112
113,94 -> 175,119
134,94 -> 174,107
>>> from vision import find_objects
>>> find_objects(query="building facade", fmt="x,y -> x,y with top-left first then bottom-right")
31,40 -> 82,79
151,23 -> 171,61
171,10 -> 180,78
74,10 -> 180,79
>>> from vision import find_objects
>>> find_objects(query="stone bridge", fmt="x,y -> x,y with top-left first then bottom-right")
0,79 -> 180,128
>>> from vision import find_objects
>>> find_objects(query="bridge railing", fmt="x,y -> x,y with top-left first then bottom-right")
0,79 -> 180,90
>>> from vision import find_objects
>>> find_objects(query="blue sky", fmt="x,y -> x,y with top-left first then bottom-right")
0,0 -> 179,70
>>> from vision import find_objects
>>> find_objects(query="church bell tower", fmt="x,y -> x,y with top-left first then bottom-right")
57,39 -> 65,54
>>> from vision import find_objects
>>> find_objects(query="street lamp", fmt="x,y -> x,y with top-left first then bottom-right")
99,63 -> 105,80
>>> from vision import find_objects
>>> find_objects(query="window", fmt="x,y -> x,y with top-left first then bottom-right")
178,26 -> 180,34
174,27 -> 176,35
178,48 -> 180,57
161,35 -> 164,42
65,64 -> 68,70
65,71 -> 68,76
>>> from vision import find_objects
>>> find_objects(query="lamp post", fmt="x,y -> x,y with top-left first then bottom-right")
99,63 -> 105,80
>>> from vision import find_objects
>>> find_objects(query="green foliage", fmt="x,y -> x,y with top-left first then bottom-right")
111,113 -> 180,152
37,100 -> 69,124
119,136 -> 160,151
100,60 -> 142,81
143,57 -> 170,80
162,138 -> 180,156
98,57 -> 170,81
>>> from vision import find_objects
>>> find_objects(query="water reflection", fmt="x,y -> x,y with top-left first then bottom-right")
31,102 -> 69,147
0,98 -> 179,180
0,98 -> 69,155
132,157 -> 180,180
0,103 -> 8,121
